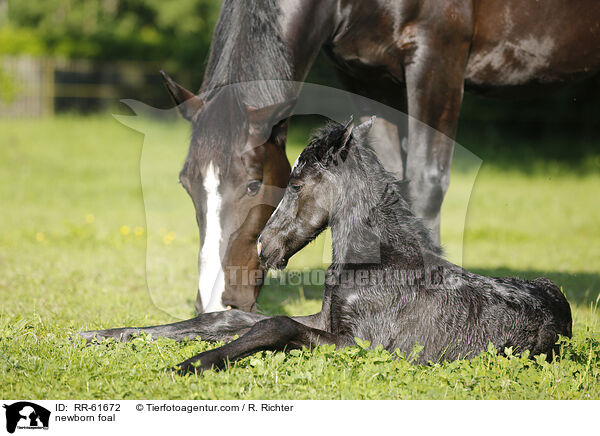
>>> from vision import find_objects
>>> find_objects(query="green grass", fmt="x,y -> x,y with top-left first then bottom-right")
0,115 -> 599,399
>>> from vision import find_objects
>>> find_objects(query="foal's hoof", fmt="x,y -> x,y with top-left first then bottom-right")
173,354 -> 216,375
173,362 -> 202,376
77,331 -> 99,343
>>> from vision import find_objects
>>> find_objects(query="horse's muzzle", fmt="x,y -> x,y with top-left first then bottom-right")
257,242 -> 287,270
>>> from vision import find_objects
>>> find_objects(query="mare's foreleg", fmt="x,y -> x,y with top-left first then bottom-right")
402,30 -> 471,244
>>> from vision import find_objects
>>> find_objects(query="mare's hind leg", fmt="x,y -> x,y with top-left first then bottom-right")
79,310 -> 268,343
176,316 -> 349,374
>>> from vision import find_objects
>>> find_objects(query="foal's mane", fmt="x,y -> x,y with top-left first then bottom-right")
309,121 -> 442,256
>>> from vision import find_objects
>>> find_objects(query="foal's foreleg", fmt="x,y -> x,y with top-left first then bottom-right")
176,316 -> 348,374
79,310 -> 267,343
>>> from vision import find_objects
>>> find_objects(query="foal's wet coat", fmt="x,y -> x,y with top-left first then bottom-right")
81,118 -> 572,373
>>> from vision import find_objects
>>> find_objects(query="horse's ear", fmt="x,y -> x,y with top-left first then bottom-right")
245,99 -> 296,140
354,116 -> 376,141
324,116 -> 354,166
340,116 -> 355,149
326,116 -> 375,166
160,70 -> 203,122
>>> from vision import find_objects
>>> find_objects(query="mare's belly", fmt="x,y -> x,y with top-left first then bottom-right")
465,0 -> 600,94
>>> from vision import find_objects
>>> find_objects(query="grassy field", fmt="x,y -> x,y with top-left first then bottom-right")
0,115 -> 599,399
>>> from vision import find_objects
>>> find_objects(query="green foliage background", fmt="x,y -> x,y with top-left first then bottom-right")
1,0 -> 219,88
1,0 -> 599,130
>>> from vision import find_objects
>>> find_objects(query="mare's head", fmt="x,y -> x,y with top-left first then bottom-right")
161,72 -> 293,313
257,117 -> 375,269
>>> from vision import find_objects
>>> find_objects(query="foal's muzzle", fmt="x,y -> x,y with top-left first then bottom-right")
256,237 -> 288,270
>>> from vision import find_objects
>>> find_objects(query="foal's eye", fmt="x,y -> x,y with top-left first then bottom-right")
246,180 -> 262,196
289,183 -> 303,193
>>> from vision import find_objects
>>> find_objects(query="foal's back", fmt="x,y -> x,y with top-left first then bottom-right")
331,258 -> 572,363
320,122 -> 572,362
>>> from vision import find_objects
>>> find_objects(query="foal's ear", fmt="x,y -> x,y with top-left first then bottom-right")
160,70 -> 204,122
327,115 -> 376,166
354,116 -> 376,140
339,115 -> 376,149
325,116 -> 354,166
340,116 -> 355,150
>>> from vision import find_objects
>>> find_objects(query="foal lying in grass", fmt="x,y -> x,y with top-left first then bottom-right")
81,117 -> 572,373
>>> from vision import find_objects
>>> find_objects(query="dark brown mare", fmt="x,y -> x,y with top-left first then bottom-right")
155,0 -> 600,313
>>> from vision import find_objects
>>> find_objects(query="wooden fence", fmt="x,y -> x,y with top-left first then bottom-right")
0,56 -> 179,118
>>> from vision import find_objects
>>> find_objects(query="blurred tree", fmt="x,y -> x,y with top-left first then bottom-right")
1,0 -> 220,88
0,0 -> 7,25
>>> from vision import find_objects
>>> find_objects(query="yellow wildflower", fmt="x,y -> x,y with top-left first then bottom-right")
163,231 -> 176,245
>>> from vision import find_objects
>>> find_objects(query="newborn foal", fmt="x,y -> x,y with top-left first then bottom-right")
82,117 -> 572,373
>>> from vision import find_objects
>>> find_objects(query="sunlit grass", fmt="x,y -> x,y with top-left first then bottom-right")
0,115 -> 598,399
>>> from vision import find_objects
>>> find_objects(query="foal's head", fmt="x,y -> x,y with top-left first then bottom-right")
257,117 -> 374,269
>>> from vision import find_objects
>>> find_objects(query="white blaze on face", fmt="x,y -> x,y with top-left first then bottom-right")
198,162 -> 227,312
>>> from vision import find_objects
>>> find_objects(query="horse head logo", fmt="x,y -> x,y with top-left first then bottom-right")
3,402 -> 51,434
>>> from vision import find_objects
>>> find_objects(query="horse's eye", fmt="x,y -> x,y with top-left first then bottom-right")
246,180 -> 262,196
289,183 -> 303,193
